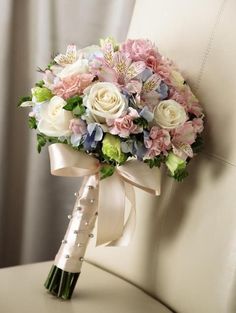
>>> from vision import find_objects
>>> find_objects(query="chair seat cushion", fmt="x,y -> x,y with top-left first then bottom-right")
0,261 -> 172,313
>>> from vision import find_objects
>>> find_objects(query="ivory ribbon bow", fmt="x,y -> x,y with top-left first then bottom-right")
49,143 -> 161,246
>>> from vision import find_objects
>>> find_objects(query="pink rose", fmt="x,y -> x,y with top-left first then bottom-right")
107,108 -> 142,138
69,118 -> 87,135
120,39 -> 161,63
144,126 -> 171,157
53,73 -> 94,100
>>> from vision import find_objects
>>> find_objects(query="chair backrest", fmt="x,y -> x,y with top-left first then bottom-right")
87,1 -> 236,312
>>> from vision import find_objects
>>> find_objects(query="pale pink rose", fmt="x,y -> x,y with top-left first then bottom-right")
144,126 -> 171,157
192,118 -> 204,133
69,118 -> 87,135
53,73 -> 94,100
107,108 -> 142,138
120,39 -> 161,63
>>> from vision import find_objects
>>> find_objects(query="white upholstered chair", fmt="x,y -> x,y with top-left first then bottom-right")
1,1 -> 235,312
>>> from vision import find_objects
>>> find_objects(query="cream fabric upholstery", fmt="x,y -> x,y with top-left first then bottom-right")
86,1 -> 236,313
0,261 -> 172,313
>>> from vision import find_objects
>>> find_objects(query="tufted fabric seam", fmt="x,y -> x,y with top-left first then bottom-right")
85,260 -> 176,312
195,0 -> 228,92
203,152 -> 236,168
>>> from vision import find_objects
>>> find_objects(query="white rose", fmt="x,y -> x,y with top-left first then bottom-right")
38,96 -> 73,137
83,82 -> 127,123
154,99 -> 187,129
57,58 -> 89,79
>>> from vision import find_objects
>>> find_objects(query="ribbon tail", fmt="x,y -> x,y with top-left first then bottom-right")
96,172 -> 125,246
107,182 -> 136,247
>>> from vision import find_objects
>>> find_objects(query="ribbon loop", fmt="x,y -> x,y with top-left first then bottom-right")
49,143 -> 100,177
48,143 -> 161,246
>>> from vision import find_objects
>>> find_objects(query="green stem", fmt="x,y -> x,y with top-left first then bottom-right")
44,265 -> 80,300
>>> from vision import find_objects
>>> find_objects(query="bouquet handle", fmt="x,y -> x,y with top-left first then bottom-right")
44,175 -> 98,299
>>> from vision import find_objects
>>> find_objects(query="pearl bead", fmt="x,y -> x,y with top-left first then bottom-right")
88,185 -> 94,190
79,257 -> 84,262
74,192 -> 78,197
77,206 -> 82,211
65,254 -> 70,259
61,239 -> 67,244
89,233 -> 94,238
90,199 -> 95,204
74,230 -> 78,234
67,214 -> 72,219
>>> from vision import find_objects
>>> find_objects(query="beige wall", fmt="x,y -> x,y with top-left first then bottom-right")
86,1 -> 236,312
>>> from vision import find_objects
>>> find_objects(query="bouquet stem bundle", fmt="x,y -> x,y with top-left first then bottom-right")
44,175 -> 98,299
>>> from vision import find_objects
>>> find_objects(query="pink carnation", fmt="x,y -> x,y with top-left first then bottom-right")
120,39 -> 161,63
188,101 -> 203,117
169,87 -> 189,109
144,126 -> 171,158
53,73 -> 94,100
192,118 -> 204,133
155,58 -> 173,83
107,108 -> 142,138
69,118 -> 87,135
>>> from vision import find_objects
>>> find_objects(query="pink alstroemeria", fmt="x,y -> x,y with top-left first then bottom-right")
144,126 -> 171,158
53,73 -> 94,99
171,122 -> 197,159
92,42 -> 146,91
107,108 -> 142,138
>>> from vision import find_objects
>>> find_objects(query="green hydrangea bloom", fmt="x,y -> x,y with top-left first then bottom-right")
32,87 -> 52,102
165,152 -> 186,176
102,134 -> 127,163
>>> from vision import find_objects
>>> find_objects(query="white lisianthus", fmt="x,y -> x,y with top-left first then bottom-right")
38,96 -> 73,137
57,59 -> 89,79
170,70 -> 185,89
83,82 -> 127,123
78,45 -> 103,59
154,99 -> 187,129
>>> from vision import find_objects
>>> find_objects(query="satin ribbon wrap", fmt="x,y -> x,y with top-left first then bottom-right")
49,143 -> 161,246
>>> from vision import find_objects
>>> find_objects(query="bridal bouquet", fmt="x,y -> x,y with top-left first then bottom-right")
19,37 -> 204,299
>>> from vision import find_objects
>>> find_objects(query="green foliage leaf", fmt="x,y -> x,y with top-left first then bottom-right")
47,60 -> 57,70
37,133 -> 47,153
144,155 -> 166,168
35,80 -> 45,88
73,104 -> 86,117
192,135 -> 204,154
171,168 -> 189,182
18,96 -> 32,107
63,96 -> 83,111
28,116 -> 37,129
133,117 -> 148,128
100,164 -> 115,180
